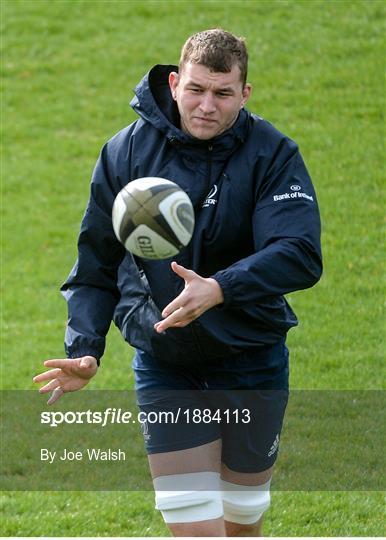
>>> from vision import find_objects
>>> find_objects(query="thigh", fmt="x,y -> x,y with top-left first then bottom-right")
150,441 -> 225,537
219,386 -> 289,473
204,341 -> 290,474
221,463 -> 273,485
133,349 -> 221,455
149,439 -> 222,478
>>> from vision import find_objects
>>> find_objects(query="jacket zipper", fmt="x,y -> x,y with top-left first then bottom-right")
191,143 -> 214,361
205,144 -> 213,204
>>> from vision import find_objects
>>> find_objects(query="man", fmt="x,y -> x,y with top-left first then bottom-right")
34,29 -> 322,536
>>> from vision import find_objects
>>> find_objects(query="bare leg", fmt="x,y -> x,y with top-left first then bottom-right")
149,439 -> 225,537
168,517 -> 226,537
225,515 -> 264,537
222,463 -> 274,537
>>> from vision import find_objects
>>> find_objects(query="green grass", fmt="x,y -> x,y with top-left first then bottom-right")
1,491 -> 384,537
1,0 -> 385,536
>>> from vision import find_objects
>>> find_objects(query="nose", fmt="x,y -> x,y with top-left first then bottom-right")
199,92 -> 216,114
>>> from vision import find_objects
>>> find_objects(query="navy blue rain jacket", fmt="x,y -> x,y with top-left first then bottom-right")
61,64 -> 322,366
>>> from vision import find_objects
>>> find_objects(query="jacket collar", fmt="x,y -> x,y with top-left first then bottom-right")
130,64 -> 251,160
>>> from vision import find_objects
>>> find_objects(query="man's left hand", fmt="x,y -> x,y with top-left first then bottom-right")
154,261 -> 224,333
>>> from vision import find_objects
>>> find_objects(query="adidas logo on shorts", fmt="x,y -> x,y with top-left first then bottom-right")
268,434 -> 280,457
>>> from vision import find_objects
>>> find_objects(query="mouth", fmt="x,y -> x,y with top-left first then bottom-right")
193,117 -> 217,124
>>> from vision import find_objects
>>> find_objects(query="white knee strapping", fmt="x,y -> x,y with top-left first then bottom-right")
221,478 -> 271,525
154,471 -> 223,524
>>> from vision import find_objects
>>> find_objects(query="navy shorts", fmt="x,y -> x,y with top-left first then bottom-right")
133,339 -> 289,473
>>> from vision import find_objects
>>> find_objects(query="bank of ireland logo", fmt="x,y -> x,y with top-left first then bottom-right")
273,185 -> 313,202
202,184 -> 218,208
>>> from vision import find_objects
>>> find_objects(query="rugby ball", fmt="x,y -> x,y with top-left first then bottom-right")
112,177 -> 195,259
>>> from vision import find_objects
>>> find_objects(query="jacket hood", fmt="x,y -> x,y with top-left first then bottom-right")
130,64 -> 251,157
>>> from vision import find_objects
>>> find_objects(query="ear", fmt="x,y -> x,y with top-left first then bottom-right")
240,83 -> 252,108
169,71 -> 179,100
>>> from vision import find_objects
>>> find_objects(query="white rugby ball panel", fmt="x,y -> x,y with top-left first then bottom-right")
128,177 -> 176,192
112,191 -> 129,240
159,191 -> 195,246
125,224 -> 179,259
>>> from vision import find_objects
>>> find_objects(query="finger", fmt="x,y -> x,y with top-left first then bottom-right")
171,261 -> 196,282
155,308 -> 192,332
39,379 -> 61,394
161,292 -> 187,318
170,320 -> 191,328
155,318 -> 191,333
43,359 -> 75,369
33,368 -> 62,383
155,316 -> 191,331
47,387 -> 64,406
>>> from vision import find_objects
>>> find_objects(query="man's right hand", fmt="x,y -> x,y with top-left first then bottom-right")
33,356 -> 98,405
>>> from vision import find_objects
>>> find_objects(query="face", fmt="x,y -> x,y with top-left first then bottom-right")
169,62 -> 251,140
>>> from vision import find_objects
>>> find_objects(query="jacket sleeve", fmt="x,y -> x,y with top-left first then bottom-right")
60,140 -> 128,362
212,140 -> 323,307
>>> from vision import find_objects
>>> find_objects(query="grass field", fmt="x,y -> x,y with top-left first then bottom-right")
1,0 -> 385,537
